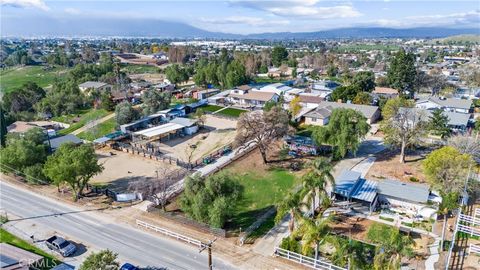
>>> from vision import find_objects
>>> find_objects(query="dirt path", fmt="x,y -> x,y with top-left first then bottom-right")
71,112 -> 115,136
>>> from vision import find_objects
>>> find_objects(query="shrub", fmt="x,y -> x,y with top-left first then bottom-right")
409,177 -> 419,182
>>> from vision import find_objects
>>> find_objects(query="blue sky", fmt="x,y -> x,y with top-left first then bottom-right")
1,0 -> 479,34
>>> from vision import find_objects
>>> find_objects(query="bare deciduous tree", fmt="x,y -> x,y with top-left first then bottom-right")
447,134 -> 480,162
234,106 -> 289,164
129,168 -> 185,211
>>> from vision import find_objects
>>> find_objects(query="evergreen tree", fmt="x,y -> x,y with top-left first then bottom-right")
387,49 -> 416,98
271,46 -> 288,67
428,109 -> 451,138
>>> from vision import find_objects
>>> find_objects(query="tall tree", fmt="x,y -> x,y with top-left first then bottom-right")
142,89 -> 171,115
289,96 -> 302,118
428,109 -> 451,138
353,92 -> 372,105
381,98 -> 427,163
235,106 -> 289,163
79,250 -> 119,270
302,157 -> 334,213
352,71 -> 375,92
276,190 -> 305,233
43,143 -> 104,201
296,216 -> 331,258
387,49 -> 416,98
271,46 -> 288,67
313,108 -> 370,159
330,85 -> 360,102
115,101 -> 138,125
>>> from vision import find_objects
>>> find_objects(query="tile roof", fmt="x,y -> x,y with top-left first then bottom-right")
373,87 -> 399,95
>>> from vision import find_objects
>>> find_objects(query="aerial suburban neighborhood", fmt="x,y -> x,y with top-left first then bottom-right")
0,1 -> 479,270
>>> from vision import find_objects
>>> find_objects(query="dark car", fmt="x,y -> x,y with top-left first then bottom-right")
120,263 -> 140,270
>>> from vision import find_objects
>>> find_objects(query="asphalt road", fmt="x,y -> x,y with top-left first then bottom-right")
0,181 -> 235,270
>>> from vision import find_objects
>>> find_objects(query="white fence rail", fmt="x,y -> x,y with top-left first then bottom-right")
469,244 -> 480,255
274,247 -> 347,270
457,224 -> 480,237
459,214 -> 480,226
136,219 -> 205,248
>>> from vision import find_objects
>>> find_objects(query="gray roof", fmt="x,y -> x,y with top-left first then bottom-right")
170,117 -> 197,127
304,106 -> 332,119
47,134 -> 83,149
334,170 -> 362,198
316,101 -> 379,119
377,179 -> 430,203
78,81 -> 108,89
421,97 -> 472,110
436,111 -> 471,127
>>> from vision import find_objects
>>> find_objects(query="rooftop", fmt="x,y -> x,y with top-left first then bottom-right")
78,81 -> 108,89
418,97 -> 472,110
373,87 -> 398,95
377,179 -> 430,203
334,170 -> 362,198
229,91 -> 277,102
47,134 -> 83,149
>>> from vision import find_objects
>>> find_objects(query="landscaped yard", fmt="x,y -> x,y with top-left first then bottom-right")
0,228 -> 61,270
0,66 -> 69,93
229,168 -> 299,230
53,109 -> 111,135
77,118 -> 117,141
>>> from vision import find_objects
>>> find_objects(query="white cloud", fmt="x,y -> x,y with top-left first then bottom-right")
365,10 -> 480,28
231,0 -> 362,20
64,8 -> 81,15
0,0 -> 49,11
201,16 -> 289,27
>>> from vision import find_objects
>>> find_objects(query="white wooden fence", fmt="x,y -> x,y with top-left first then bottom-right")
136,219 -> 205,248
469,243 -> 480,255
274,247 -> 347,270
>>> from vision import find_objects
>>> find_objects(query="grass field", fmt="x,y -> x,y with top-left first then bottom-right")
217,108 -> 247,118
0,66 -> 68,93
120,63 -> 160,74
227,168 -> 300,230
77,118 -> 117,141
0,228 -> 61,270
202,104 -> 225,113
53,109 -> 111,135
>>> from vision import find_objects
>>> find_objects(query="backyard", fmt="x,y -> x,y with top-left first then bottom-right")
202,105 -> 248,118
0,228 -> 62,270
77,118 -> 117,141
0,65 -> 68,93
53,109 -> 112,135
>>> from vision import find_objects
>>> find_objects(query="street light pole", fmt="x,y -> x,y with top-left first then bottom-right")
199,238 -> 217,270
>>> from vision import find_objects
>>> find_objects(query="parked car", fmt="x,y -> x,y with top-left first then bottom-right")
45,236 -> 77,257
120,263 -> 140,270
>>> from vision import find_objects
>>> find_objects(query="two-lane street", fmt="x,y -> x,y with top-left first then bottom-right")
0,180 -> 235,269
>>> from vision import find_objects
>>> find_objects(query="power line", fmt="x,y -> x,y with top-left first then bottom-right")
0,163 -> 50,185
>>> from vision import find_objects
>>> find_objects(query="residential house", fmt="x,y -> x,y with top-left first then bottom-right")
228,90 -> 279,108
259,83 -> 292,95
302,101 -> 380,126
415,97 -> 472,114
298,95 -> 324,109
192,89 -> 221,100
46,134 -> 83,151
78,81 -> 112,94
372,87 -> 399,99
377,179 -> 433,216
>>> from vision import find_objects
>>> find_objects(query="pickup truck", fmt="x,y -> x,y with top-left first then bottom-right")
45,236 -> 77,257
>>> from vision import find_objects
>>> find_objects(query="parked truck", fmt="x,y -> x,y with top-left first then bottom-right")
45,236 -> 77,257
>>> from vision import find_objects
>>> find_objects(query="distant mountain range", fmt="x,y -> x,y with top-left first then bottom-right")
2,16 -> 479,39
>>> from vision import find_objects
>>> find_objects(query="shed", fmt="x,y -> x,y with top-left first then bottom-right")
46,134 -> 83,150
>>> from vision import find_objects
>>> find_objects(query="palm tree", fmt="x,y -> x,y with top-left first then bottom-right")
296,216 -> 331,259
438,191 -> 459,250
302,157 -> 335,215
276,190 -> 306,233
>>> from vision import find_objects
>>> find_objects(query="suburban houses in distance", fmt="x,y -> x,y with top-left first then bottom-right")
1,1 -> 480,270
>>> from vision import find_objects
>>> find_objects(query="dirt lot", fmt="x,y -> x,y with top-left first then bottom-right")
91,148 -> 181,190
157,115 -> 237,162
116,53 -> 160,65
365,148 -> 429,184
128,73 -> 166,84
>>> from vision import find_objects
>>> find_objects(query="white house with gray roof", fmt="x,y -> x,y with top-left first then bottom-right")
302,101 -> 380,126
416,97 -> 472,114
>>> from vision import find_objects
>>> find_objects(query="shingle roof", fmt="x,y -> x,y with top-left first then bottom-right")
229,91 -> 277,102
309,101 -> 379,120
424,97 -> 472,110
377,179 -> 430,203
304,106 -> 333,119
299,95 -> 323,104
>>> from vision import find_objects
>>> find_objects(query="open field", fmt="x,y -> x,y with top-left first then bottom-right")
128,73 -> 167,84
91,149 -> 181,191
77,118 -> 117,141
53,109 -> 111,135
121,63 -> 160,74
0,228 -> 62,270
157,115 -> 237,162
0,66 -> 68,93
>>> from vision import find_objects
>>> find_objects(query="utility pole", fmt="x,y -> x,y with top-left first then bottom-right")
199,238 -> 217,270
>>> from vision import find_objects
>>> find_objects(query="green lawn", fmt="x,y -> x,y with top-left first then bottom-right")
227,168 -> 300,231
77,118 -> 117,141
202,105 -> 225,113
53,109 -> 111,135
0,66 -> 69,93
0,228 -> 62,270
217,108 -> 247,118
121,63 -> 159,74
